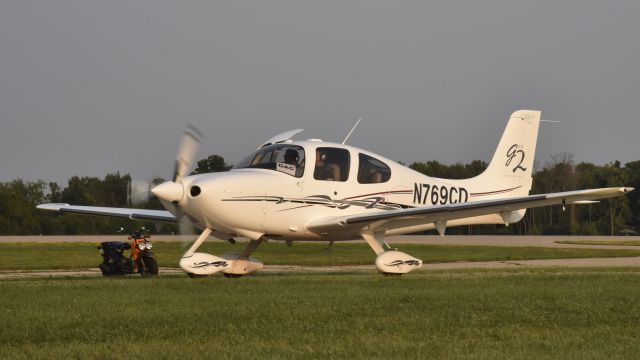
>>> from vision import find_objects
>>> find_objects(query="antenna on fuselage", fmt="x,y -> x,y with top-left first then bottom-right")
342,117 -> 362,145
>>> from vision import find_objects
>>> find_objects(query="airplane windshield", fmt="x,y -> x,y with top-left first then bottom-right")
233,144 -> 305,178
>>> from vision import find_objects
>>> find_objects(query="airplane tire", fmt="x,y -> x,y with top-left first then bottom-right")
98,263 -> 111,277
186,273 -> 207,278
223,273 -> 243,279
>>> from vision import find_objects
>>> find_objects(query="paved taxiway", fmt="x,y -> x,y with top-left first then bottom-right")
1,235 -> 638,279
2,234 -> 638,250
2,256 -> 639,280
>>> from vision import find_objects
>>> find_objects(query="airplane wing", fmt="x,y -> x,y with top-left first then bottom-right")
36,203 -> 177,222
306,187 -> 633,236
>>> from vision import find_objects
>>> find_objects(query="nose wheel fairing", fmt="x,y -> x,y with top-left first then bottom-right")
180,252 -> 231,275
179,252 -> 264,276
180,228 -> 264,277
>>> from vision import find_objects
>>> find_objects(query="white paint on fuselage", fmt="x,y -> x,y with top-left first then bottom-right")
177,140 -> 519,241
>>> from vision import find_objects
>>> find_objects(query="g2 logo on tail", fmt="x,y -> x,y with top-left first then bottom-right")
506,144 -> 527,173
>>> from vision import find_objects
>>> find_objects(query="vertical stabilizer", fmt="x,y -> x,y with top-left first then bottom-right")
472,110 -> 541,198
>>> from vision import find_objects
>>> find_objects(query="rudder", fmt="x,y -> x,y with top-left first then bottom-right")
471,110 -> 541,198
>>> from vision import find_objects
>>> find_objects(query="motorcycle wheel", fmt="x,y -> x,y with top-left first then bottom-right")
140,256 -> 159,276
99,263 -> 111,277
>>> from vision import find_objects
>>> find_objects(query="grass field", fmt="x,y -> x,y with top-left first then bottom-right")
1,268 -> 639,359
557,240 -> 640,247
2,241 -> 640,270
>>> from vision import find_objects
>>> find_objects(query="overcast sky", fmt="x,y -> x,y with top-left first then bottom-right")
1,1 -> 639,185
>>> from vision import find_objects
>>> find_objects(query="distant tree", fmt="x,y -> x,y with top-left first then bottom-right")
465,160 -> 488,177
409,160 -> 486,179
410,160 -> 449,178
47,182 -> 62,203
574,162 -> 605,234
60,173 -> 130,207
0,180 -> 47,234
531,153 -> 578,231
102,173 -> 130,207
623,160 -> 640,230
566,160 -> 632,235
603,161 -> 631,235
61,176 -> 102,206
53,173 -> 136,234
191,155 -> 232,174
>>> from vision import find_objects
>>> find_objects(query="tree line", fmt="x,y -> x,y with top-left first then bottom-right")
0,154 -> 637,236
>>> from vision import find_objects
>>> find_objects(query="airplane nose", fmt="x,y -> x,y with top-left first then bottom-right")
151,181 -> 185,203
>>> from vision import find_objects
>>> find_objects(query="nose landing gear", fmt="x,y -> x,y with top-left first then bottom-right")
180,228 -> 264,278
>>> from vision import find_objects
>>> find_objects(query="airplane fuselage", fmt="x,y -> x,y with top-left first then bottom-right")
179,140 -> 513,241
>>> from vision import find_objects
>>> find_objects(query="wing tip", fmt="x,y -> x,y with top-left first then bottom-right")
36,203 -> 70,211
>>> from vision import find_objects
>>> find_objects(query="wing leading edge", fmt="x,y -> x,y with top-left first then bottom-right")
306,187 -> 634,236
36,203 -> 177,222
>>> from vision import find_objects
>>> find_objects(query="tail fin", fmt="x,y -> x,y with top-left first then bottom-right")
471,110 -> 541,198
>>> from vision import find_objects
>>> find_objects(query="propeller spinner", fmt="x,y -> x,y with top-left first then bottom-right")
151,125 -> 203,205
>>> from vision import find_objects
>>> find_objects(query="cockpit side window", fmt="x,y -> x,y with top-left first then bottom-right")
314,147 -> 350,182
358,153 -> 391,184
233,145 -> 305,178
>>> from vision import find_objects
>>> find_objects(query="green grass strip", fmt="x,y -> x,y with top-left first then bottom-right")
0,268 -> 639,359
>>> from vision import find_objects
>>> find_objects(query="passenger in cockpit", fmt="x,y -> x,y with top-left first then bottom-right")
314,150 -> 340,181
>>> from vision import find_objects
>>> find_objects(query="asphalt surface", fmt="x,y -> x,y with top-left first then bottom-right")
2,257 -> 639,280
1,235 -> 639,279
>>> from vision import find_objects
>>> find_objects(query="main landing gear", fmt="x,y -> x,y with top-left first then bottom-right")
361,231 -> 422,275
179,228 -> 264,278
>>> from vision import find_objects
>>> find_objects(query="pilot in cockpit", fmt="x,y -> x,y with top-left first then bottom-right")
284,149 -> 299,165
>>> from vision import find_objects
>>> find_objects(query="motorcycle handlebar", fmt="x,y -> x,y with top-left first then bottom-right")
118,227 -> 151,239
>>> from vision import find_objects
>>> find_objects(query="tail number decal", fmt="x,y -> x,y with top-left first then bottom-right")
506,144 -> 527,173
413,183 -> 468,205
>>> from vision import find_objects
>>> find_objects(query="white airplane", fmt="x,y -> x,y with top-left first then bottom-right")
38,110 -> 633,277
